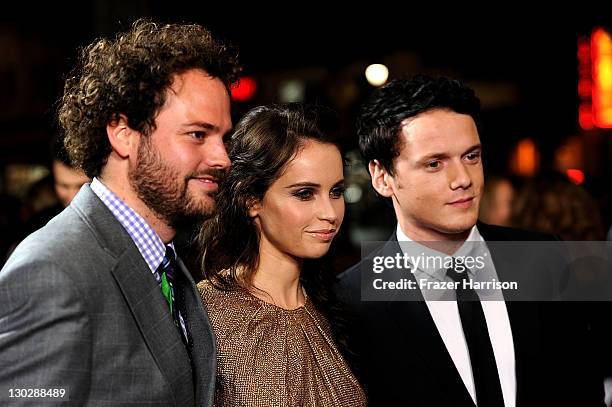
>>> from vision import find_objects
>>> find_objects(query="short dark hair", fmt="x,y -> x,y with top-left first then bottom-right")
357,75 -> 481,175
198,103 -> 341,315
59,19 -> 241,178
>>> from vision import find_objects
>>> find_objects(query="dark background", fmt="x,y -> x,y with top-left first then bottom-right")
1,2 -> 611,267
2,4 -> 610,162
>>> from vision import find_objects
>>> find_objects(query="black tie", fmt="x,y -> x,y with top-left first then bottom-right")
447,265 -> 505,407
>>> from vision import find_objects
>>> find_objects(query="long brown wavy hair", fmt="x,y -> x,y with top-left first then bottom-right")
197,103 -> 343,316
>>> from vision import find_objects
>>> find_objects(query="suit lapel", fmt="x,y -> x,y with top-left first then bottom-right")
386,299 -> 477,406
477,222 -> 541,406
382,237 -> 476,406
110,249 -> 195,406
176,258 -> 217,407
484,239 -> 533,405
72,186 -> 195,406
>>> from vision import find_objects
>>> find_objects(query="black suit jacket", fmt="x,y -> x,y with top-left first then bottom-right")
334,222 -> 604,407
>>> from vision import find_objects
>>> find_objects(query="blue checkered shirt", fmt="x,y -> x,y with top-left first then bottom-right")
90,178 -> 188,342
90,178 -> 170,282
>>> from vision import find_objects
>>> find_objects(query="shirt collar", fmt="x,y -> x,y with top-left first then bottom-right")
90,177 -> 169,273
395,223 -> 483,278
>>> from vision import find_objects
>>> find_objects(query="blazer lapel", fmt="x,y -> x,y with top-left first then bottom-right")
110,250 -> 195,406
386,300 -> 476,406
478,223 -> 541,406
176,258 -> 217,407
72,185 -> 195,406
382,236 -> 476,406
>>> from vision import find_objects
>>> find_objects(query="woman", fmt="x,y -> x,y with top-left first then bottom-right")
197,103 -> 366,406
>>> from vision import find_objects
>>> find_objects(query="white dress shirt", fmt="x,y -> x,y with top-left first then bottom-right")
396,224 -> 516,407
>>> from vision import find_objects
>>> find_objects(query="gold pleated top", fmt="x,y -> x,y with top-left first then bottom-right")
198,281 -> 367,407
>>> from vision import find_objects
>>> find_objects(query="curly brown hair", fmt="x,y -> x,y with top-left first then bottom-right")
59,19 -> 241,178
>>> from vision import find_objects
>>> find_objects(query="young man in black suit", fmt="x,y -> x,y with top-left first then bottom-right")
335,75 -> 604,407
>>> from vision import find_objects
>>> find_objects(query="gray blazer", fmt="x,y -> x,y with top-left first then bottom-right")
0,185 -> 216,406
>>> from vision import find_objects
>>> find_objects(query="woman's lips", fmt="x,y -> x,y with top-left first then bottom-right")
306,229 -> 337,241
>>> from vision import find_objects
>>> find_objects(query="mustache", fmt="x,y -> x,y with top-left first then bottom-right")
186,168 -> 229,182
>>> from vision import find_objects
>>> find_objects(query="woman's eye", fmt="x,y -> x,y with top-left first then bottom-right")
330,186 -> 346,198
293,189 -> 314,200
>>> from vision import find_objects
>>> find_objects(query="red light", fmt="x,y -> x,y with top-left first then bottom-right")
578,79 -> 592,98
230,77 -> 257,102
578,41 -> 590,61
578,35 -> 593,130
579,103 -> 594,130
566,169 -> 585,185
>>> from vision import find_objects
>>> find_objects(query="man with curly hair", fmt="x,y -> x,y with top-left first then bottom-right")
0,19 -> 240,406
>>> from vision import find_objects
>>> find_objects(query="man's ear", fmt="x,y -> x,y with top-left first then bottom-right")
369,160 -> 395,198
106,114 -> 139,158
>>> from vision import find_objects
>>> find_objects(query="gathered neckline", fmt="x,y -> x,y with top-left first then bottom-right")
240,286 -> 310,312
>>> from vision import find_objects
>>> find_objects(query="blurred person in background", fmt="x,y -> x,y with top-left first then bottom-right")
479,174 -> 516,227
51,133 -> 90,208
23,135 -> 91,235
4,134 -> 92,261
1,173 -> 57,264
512,171 -> 605,241
512,171 -> 611,406
0,194 -> 24,267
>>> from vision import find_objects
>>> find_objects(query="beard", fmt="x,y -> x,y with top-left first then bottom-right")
128,137 -> 227,229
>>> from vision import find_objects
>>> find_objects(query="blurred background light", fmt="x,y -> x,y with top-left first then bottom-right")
510,138 -> 539,177
592,27 -> 612,128
365,64 -> 389,87
279,79 -> 306,103
344,184 -> 363,204
231,76 -> 257,102
566,168 -> 585,185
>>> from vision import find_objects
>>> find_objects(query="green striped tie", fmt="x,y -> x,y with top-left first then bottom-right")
157,246 -> 189,345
